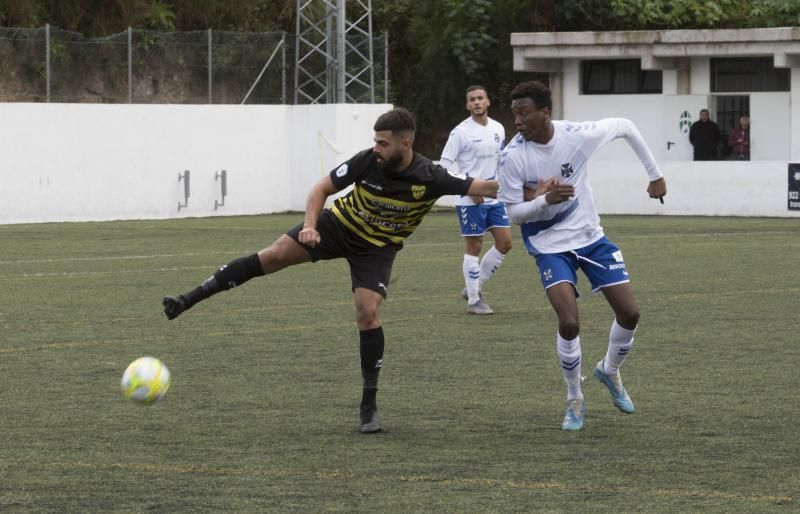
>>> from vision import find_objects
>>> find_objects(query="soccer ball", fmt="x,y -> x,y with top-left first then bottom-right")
121,356 -> 171,404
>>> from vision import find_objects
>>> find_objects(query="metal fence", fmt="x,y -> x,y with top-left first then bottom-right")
0,25 -> 388,104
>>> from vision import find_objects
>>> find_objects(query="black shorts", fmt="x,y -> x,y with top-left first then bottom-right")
286,209 -> 398,298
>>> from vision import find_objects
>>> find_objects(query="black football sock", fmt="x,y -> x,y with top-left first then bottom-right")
182,253 -> 265,307
359,326 -> 384,408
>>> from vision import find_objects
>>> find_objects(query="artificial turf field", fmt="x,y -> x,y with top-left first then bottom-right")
0,212 -> 797,512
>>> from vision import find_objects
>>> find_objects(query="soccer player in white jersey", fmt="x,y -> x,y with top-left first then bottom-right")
440,85 -> 511,315
498,81 -> 667,431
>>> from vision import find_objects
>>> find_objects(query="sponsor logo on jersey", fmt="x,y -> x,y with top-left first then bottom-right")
411,185 -> 426,199
362,179 -> 383,191
336,164 -> 348,177
561,163 -> 574,178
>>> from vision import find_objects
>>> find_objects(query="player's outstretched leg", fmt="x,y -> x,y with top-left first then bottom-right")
162,253 -> 265,320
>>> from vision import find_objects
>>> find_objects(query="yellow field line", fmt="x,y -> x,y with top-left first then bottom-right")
11,459 -> 791,505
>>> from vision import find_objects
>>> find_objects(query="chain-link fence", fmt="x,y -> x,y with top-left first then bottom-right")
0,25 -> 389,104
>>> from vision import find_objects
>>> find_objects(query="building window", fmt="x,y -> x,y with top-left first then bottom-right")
581,60 -> 662,94
711,57 -> 789,92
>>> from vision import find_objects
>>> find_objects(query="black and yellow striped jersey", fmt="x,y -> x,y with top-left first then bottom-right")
329,149 -> 474,247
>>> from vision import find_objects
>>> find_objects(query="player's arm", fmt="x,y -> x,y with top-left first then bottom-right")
612,118 -> 667,202
507,180 -> 575,224
300,175 -> 338,246
466,178 -> 498,198
588,118 -> 667,203
523,177 -> 558,202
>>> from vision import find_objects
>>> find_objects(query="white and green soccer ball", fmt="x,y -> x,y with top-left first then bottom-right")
121,356 -> 171,404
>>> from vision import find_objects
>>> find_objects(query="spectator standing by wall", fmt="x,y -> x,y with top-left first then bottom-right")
728,116 -> 750,160
689,109 -> 721,161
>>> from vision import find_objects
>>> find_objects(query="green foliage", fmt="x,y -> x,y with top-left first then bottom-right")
557,0 -> 800,29
375,0 -> 551,155
171,0 -> 294,31
146,0 -> 175,31
442,0 -> 496,76
0,0 -> 42,26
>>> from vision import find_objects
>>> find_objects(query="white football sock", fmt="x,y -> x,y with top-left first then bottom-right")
478,246 -> 506,289
462,254 -> 480,304
603,319 -> 636,375
557,333 -> 583,401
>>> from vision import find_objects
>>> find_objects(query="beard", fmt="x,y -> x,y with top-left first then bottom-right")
376,152 -> 403,174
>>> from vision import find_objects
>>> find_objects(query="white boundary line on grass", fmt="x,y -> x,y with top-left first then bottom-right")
1,229 -> 796,266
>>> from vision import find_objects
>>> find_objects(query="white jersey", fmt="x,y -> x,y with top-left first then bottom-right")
440,116 -> 505,206
498,118 -> 662,255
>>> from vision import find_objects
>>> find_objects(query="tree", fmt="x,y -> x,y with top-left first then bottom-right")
373,0 -> 554,155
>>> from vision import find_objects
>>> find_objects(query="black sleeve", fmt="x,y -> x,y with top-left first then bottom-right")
429,163 -> 474,197
329,149 -> 373,190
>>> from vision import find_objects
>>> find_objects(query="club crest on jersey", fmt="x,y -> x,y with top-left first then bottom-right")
561,163 -> 574,178
411,184 -> 426,199
335,164 -> 349,177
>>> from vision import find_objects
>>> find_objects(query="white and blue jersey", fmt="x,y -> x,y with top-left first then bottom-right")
440,116 -> 505,206
498,118 -> 662,256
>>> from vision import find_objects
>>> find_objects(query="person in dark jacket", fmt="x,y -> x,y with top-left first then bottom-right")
689,109 -> 721,161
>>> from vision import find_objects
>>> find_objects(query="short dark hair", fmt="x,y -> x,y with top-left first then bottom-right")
510,81 -> 552,110
466,85 -> 487,95
374,107 -> 416,134
700,109 -> 709,114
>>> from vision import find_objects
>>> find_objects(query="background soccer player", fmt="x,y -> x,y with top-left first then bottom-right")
440,85 -> 511,315
162,108 -> 499,434
498,81 -> 667,431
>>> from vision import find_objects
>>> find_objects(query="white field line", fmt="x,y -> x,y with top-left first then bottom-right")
0,229 -> 796,267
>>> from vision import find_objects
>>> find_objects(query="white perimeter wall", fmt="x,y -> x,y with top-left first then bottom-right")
1,101 -> 798,223
0,103 -> 390,224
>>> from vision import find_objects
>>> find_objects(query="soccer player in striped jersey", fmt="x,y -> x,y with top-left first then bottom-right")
498,81 -> 667,431
440,86 -> 511,315
162,108 -> 499,434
